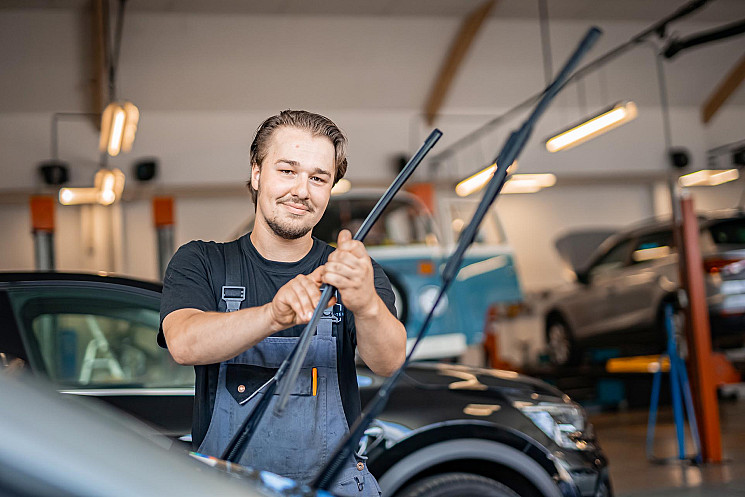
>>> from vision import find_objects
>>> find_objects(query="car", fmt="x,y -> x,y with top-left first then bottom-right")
544,209 -> 745,366
0,272 -> 611,497
0,373 -> 328,497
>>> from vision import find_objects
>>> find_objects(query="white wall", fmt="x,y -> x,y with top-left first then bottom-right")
1,7 -> 744,289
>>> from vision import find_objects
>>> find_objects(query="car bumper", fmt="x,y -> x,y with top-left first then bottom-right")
556,447 -> 613,497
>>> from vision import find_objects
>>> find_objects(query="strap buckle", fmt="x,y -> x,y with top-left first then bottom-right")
222,286 -> 245,312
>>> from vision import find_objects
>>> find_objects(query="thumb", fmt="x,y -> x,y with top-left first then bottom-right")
309,265 -> 325,283
338,229 -> 352,246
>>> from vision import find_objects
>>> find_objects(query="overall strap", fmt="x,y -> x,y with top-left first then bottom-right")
221,241 -> 245,313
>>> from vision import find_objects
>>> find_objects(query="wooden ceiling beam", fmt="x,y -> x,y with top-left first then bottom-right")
423,0 -> 496,126
702,52 -> 745,124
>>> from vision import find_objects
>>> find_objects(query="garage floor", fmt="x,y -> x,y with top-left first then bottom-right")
590,398 -> 745,496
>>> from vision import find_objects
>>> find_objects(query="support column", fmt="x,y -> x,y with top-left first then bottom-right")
30,196 -> 56,271
153,196 -> 175,279
679,191 -> 722,463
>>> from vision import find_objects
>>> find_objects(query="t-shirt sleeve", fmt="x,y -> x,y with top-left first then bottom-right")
158,241 -> 217,348
371,259 -> 397,318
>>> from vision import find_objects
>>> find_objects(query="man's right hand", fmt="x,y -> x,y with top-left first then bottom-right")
267,265 -> 336,332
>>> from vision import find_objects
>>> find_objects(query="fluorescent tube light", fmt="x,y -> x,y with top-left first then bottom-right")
546,101 -> 638,153
331,178 -> 351,195
679,169 -> 739,187
455,161 -> 519,197
99,102 -> 139,157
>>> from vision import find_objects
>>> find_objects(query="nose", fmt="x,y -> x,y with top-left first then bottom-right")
291,174 -> 310,199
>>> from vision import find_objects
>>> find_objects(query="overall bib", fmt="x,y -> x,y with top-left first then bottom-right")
197,241 -> 381,496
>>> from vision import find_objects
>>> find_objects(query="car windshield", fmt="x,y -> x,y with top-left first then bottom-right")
314,196 -> 438,247
708,218 -> 745,245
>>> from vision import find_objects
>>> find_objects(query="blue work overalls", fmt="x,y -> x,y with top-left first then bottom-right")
197,241 -> 381,496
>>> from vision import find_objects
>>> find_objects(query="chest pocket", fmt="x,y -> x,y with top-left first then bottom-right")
225,364 -> 313,404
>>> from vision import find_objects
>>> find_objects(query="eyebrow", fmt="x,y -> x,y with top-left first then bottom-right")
275,159 -> 332,177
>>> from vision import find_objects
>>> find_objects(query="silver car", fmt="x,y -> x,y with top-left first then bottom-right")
545,210 -> 745,366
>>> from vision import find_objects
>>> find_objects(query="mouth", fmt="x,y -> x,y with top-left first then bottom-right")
281,202 -> 311,215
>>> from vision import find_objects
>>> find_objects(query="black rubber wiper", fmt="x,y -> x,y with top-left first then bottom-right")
312,26 -> 603,491
220,129 -> 443,463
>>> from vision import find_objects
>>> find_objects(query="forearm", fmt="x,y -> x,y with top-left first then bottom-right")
355,297 -> 407,377
163,305 -> 277,365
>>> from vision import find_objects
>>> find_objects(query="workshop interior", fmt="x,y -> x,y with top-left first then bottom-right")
2,1 -> 745,496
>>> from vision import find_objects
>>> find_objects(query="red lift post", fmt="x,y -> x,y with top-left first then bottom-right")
678,192 -> 722,463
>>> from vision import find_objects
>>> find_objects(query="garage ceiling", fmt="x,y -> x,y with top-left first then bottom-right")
2,0 -> 745,22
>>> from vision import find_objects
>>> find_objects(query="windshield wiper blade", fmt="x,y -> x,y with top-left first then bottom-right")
312,26 -> 602,491
220,128 -> 443,463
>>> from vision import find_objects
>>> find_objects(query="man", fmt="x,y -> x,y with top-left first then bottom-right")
159,110 -> 406,496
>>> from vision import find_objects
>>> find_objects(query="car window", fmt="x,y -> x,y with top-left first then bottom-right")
315,197 -> 438,247
631,231 -> 675,264
708,218 -> 745,245
589,239 -> 633,277
444,198 -> 506,246
7,285 -> 194,389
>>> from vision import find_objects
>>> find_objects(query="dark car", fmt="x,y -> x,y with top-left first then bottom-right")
545,210 -> 745,366
0,272 -> 611,497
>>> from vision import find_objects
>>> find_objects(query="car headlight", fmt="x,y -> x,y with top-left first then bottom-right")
417,285 -> 448,317
514,401 -> 594,451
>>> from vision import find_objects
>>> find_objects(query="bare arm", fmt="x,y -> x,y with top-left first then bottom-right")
163,265 -> 333,365
323,230 -> 407,376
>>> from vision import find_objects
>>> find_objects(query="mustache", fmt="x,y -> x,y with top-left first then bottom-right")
278,195 -> 314,213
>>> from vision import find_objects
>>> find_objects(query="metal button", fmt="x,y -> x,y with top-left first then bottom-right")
356,461 -> 364,471
237,385 -> 246,393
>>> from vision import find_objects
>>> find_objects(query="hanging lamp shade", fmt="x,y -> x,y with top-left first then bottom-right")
99,102 -> 139,157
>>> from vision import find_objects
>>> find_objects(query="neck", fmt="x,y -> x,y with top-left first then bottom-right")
250,215 -> 314,262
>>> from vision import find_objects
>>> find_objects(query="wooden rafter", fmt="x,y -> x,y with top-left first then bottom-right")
702,52 -> 745,124
423,0 -> 496,126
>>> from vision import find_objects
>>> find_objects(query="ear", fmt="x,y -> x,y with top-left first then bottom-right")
250,163 -> 261,191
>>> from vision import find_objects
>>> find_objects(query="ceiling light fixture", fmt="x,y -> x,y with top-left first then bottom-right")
59,168 -> 126,206
99,102 -> 139,157
331,178 -> 352,196
679,169 -> 739,187
545,101 -> 638,153
455,161 -> 518,197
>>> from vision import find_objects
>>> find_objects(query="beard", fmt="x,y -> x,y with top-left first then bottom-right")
265,215 -> 313,240
263,189 -> 316,240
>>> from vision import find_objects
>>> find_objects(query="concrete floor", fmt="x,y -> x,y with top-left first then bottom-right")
590,398 -> 745,496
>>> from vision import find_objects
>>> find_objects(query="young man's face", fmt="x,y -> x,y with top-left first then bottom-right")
251,126 -> 336,240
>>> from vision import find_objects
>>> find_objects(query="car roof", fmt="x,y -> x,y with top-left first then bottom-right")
0,271 -> 162,292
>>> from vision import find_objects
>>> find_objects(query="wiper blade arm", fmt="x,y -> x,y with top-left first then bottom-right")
313,26 -> 602,491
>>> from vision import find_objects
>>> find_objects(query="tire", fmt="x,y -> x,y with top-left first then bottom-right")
546,315 -> 578,367
397,472 -> 520,497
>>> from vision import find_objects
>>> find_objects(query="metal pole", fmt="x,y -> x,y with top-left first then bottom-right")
30,196 -> 56,271
153,196 -> 175,279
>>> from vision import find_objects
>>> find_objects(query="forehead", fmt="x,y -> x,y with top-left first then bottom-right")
266,126 -> 335,169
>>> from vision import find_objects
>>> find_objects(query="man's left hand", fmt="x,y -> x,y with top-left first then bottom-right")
323,229 -> 377,318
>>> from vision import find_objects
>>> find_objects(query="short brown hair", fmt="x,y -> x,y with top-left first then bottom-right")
247,110 -> 348,205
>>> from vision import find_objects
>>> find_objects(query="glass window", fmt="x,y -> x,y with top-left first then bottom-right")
315,196 -> 438,247
631,231 -> 674,264
444,199 -> 506,246
7,285 -> 193,389
589,239 -> 633,276
708,218 -> 745,245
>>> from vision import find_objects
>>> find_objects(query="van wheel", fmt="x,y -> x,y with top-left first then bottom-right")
397,473 -> 519,497
546,316 -> 578,367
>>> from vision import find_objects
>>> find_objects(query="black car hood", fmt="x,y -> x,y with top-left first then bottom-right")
400,362 -> 565,399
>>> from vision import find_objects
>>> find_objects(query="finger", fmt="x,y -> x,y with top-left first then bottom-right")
337,229 -> 352,248
308,265 -> 325,283
325,261 -> 360,280
289,278 -> 318,321
323,271 -> 356,290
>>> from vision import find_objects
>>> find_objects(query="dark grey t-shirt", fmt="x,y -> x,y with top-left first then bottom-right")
158,234 -> 397,448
